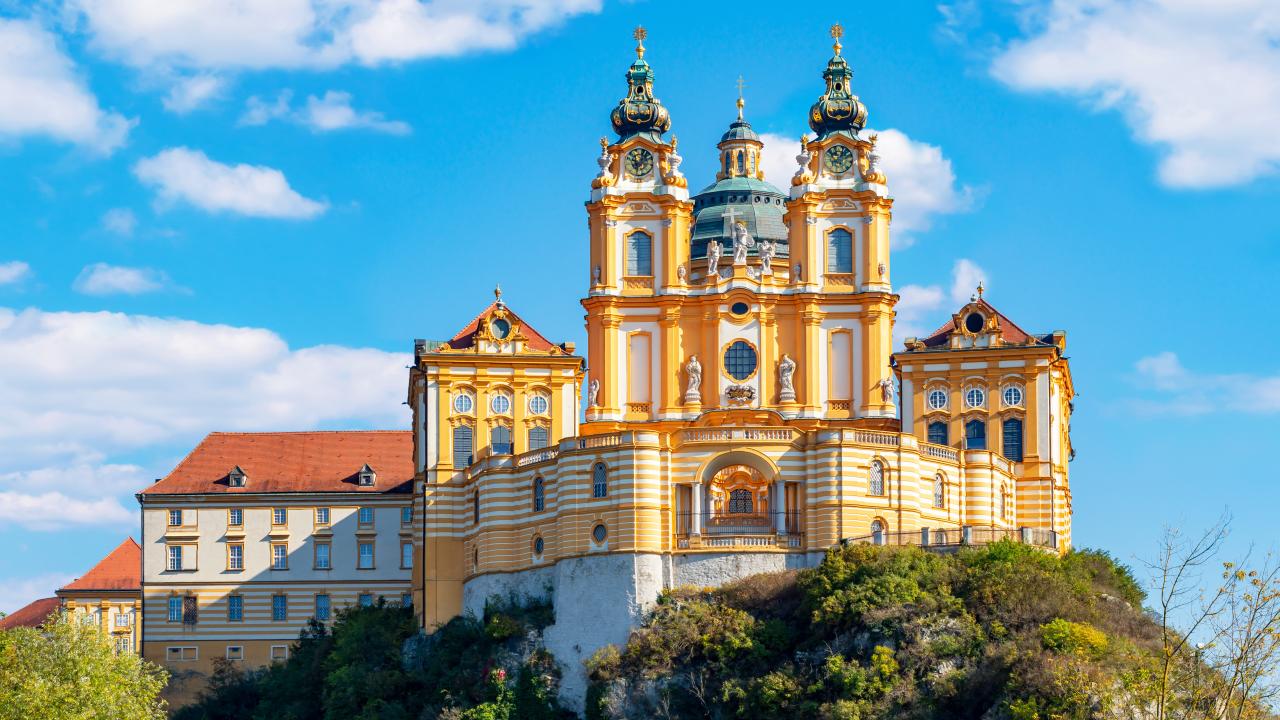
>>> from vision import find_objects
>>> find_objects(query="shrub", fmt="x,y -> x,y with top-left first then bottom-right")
1040,619 -> 1108,659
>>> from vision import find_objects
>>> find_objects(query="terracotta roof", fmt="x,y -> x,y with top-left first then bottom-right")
59,537 -> 140,593
141,431 -> 413,496
441,302 -> 559,352
919,298 -> 1050,348
0,597 -> 60,630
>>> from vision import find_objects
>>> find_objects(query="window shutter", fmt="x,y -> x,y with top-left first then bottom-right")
827,228 -> 852,273
627,232 -> 652,276
453,425 -> 473,465
1002,418 -> 1024,461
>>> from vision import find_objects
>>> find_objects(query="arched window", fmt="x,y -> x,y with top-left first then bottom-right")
933,474 -> 945,509
452,425 -> 474,466
472,492 -> 480,524
490,425 -> 512,455
1002,418 -> 1024,461
528,426 -> 549,450
736,150 -> 745,174
868,460 -> 885,496
592,463 -> 608,498
999,487 -> 1009,519
533,477 -> 545,512
626,231 -> 652,276
728,489 -> 753,513
927,421 -> 948,446
871,519 -> 886,543
965,419 -> 986,450
724,152 -> 731,176
827,228 -> 852,273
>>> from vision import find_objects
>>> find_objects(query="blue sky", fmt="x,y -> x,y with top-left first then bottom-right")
0,0 -> 1277,614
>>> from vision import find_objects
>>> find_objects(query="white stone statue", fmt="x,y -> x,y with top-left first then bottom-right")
588,378 -> 600,408
665,146 -> 683,180
794,147 -> 813,181
793,262 -> 803,283
706,239 -> 722,278
758,238 -> 775,275
731,221 -> 755,265
684,355 -> 702,403
595,138 -> 614,184
677,263 -> 688,283
778,354 -> 796,403
592,265 -> 601,285
879,376 -> 896,403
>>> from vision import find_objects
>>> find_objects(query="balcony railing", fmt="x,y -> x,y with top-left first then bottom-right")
842,525 -> 1058,552
673,511 -> 804,551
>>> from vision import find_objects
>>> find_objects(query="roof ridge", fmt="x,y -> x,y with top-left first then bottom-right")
207,430 -> 411,436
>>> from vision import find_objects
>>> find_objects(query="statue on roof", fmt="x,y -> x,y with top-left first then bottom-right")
758,237 -> 775,275
707,238 -> 722,278
731,222 -> 755,266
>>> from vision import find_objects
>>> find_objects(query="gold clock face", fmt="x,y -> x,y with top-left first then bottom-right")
625,148 -> 654,178
825,145 -> 854,174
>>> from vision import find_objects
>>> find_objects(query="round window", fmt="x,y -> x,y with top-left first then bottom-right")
730,301 -> 749,316
964,313 -> 985,334
491,394 -> 512,414
453,394 -> 474,414
592,524 -> 608,543
723,340 -> 758,381
965,387 -> 986,408
533,536 -> 544,556
529,395 -> 549,415
491,318 -> 512,340
1003,386 -> 1024,407
927,390 -> 948,410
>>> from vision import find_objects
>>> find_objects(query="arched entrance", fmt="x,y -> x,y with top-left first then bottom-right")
679,450 -> 794,538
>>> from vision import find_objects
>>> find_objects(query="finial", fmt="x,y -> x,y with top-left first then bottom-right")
633,26 -> 647,58
599,136 -> 608,150
671,133 -> 678,150
494,284 -> 503,305
735,75 -> 746,120
868,133 -> 878,147
976,281 -> 985,299
830,23 -> 844,55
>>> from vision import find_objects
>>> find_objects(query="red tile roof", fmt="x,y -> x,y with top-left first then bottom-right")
442,302 -> 560,352
920,299 -> 1049,348
0,597 -> 60,630
141,431 -> 413,496
59,537 -> 141,593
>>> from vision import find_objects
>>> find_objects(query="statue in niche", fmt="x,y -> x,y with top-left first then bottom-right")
731,222 -> 755,266
879,376 -> 896,403
778,354 -> 797,403
684,356 -> 702,403
588,379 -> 600,408
706,239 -> 722,279
677,263 -> 688,283
592,265 -> 601,285
758,238 -> 775,275
793,262 -> 803,283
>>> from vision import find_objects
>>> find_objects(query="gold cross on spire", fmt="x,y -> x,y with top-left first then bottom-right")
735,74 -> 746,120
830,22 -> 844,55
633,26 -> 647,58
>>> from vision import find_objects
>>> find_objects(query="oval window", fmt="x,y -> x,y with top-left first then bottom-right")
730,301 -> 749,316
529,395 -> 549,415
453,394 -> 474,414
533,536 -> 544,555
927,390 -> 947,410
592,524 -> 608,543
492,318 -> 512,339
1003,386 -> 1024,407
491,394 -> 512,414
965,387 -> 986,408
964,313 -> 985,333
723,341 -> 758,381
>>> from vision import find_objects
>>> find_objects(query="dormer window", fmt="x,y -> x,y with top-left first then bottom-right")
228,466 -> 247,488
964,312 -> 985,334
357,464 -> 376,487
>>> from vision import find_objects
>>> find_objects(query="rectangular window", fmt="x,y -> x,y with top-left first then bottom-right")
358,506 -> 373,526
168,509 -> 182,526
114,612 -> 131,628
359,593 -> 373,608
272,594 -> 287,622
401,593 -> 412,607
528,426 -> 549,450
473,493 -> 480,524
226,646 -> 243,661
272,508 -> 287,526
228,543 -> 243,571
358,542 -> 374,569
228,595 -> 243,622
167,596 -> 182,622
1002,418 -> 1024,462
827,228 -> 853,273
927,421 -> 949,446
165,647 -> 197,662
166,545 -> 183,571
315,594 -> 330,621
315,542 -> 331,569
401,506 -> 412,526
182,596 -> 197,625
401,542 -> 413,569
315,507 -> 330,526
626,231 -> 652,276
270,645 -> 288,662
271,543 -> 287,570
453,424 -> 474,466
115,637 -> 131,654
228,508 -> 243,526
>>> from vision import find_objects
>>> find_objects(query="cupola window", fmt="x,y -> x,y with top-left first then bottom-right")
592,463 -> 608,498
528,426 -> 549,450
452,425 -> 474,466
965,387 -> 986,408
933,474 -> 945,508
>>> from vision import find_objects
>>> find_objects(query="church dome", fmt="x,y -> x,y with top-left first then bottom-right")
690,176 -> 788,262
609,30 -> 671,142
719,118 -> 759,143
808,27 -> 868,139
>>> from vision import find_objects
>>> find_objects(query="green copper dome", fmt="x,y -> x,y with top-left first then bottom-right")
719,118 -> 760,143
610,37 -> 671,142
690,176 -> 789,261
808,37 -> 868,139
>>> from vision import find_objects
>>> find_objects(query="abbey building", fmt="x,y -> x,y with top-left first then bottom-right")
5,27 -> 1074,711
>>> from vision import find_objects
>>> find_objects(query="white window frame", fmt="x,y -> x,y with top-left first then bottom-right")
315,542 -> 331,570
1002,385 -> 1024,407
226,646 -> 244,661
964,386 -> 986,409
270,645 -> 288,662
168,509 -> 182,526
927,389 -> 948,410
358,506 -> 374,526
401,542 -> 413,569
358,542 -> 375,569
272,508 -> 287,526
315,507 -> 330,526
271,543 -> 288,570
166,646 -> 197,662
166,545 -> 183,572
228,508 -> 243,526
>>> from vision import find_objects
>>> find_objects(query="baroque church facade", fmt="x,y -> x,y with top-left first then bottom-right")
4,27 -> 1074,711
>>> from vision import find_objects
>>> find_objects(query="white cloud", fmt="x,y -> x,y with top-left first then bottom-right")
73,263 -> 170,295
759,130 -> 975,247
240,90 -> 410,134
0,18 -> 132,154
0,307 -> 410,529
133,147 -> 327,219
988,0 -> 1280,188
68,0 -> 602,70
0,573 -> 75,617
1131,351 -> 1280,415
0,261 -> 32,286
101,208 -> 137,236
162,73 -> 226,113
895,259 -> 988,343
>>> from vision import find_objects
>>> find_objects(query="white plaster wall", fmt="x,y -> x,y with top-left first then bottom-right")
672,552 -> 825,587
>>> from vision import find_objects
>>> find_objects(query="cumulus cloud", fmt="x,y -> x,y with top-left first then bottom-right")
1130,351 -> 1280,415
68,0 -> 602,70
758,130 -> 975,247
73,263 -> 171,295
986,0 -> 1280,188
0,572 -> 75,617
0,261 -> 32,286
0,307 -> 410,529
101,208 -> 137,236
895,259 -> 989,343
0,18 -> 133,154
162,73 -> 226,113
133,147 -> 327,219
241,90 -> 410,134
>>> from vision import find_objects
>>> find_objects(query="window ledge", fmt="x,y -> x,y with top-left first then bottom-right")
313,526 -> 333,537
224,528 -> 245,538
268,527 -> 290,539
165,528 -> 200,540
356,526 -> 378,536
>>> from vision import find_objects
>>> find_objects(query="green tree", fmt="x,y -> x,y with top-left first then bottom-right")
0,611 -> 168,720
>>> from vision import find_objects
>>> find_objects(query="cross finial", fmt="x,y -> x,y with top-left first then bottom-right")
735,75 -> 746,120
633,26 -> 647,58
830,23 -> 844,55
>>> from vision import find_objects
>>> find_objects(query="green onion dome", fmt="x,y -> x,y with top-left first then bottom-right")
610,32 -> 671,142
808,31 -> 868,139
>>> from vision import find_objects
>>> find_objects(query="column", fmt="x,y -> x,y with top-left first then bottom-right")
774,479 -> 787,535
691,482 -> 703,535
